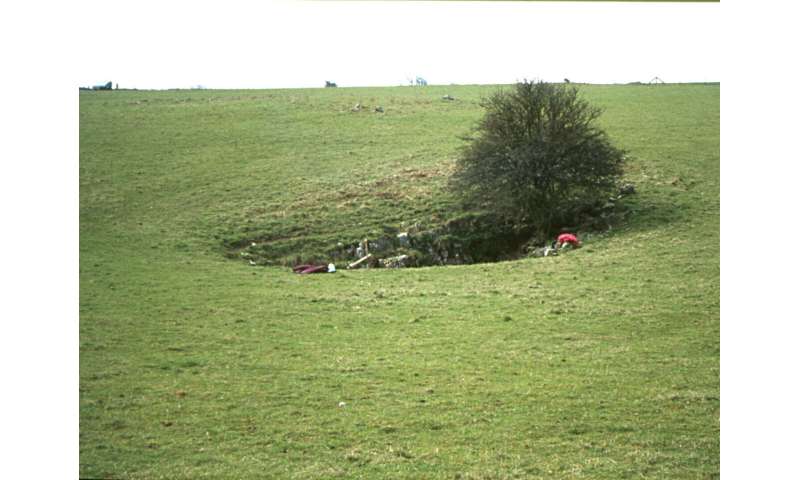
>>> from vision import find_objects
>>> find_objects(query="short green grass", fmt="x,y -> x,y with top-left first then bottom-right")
80,83 -> 719,479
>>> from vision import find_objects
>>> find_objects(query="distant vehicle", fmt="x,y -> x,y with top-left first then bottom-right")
92,81 -> 113,91
325,81 -> 337,88
415,76 -> 427,86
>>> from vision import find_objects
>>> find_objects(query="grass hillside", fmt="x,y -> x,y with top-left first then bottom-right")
80,83 -> 719,479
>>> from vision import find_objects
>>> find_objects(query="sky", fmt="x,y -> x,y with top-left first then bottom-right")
72,2 -> 721,90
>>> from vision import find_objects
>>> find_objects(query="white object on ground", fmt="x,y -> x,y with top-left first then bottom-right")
347,254 -> 373,269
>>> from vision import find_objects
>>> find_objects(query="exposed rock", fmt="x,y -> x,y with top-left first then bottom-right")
619,183 -> 636,196
240,214 -> 565,269
530,246 -> 558,258
397,232 -> 410,247
379,254 -> 412,268
371,237 -> 392,253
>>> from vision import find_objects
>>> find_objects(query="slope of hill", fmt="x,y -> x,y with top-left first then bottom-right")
80,83 -> 719,479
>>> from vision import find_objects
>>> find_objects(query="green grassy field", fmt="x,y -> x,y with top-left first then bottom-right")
80,83 -> 719,479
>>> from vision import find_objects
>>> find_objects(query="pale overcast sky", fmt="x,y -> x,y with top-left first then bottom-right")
72,2 -> 720,90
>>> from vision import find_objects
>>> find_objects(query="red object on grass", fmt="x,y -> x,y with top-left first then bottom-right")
557,233 -> 580,246
292,264 -> 329,274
